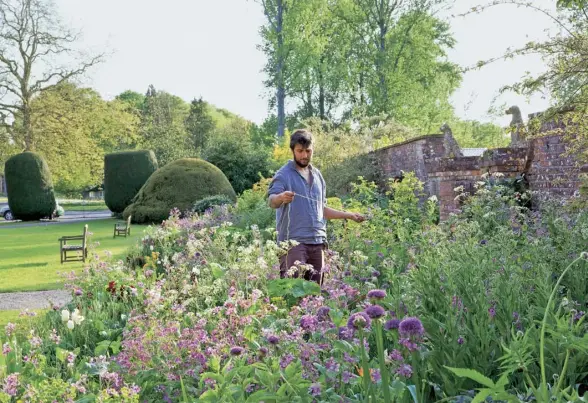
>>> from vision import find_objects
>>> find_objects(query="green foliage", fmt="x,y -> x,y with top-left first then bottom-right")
103,150 -> 159,214
5,152 -> 56,221
185,97 -> 215,152
123,158 -> 236,224
192,195 -> 234,214
203,121 -> 273,194
233,178 -> 275,233
450,119 -> 509,148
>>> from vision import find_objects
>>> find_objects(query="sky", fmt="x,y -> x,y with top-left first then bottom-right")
58,0 -> 558,130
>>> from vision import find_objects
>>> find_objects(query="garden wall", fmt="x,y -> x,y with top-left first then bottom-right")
371,113 -> 587,220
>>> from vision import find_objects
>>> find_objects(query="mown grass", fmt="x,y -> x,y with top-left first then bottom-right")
0,219 -> 146,292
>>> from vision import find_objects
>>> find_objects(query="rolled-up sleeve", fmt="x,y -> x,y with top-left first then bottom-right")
268,171 -> 286,196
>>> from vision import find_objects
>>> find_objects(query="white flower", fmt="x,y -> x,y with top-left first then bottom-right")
121,314 -> 127,321
67,320 -> 75,330
493,172 -> 505,178
453,185 -> 464,193
61,310 -> 70,322
428,195 -> 438,202
150,245 -> 154,251
71,309 -> 84,325
192,267 -> 200,275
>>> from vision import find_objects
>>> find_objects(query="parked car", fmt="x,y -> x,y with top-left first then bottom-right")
0,203 -> 64,221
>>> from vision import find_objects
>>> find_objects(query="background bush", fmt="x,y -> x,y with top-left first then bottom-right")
202,122 -> 273,194
192,194 -> 234,214
123,158 -> 236,223
104,150 -> 159,214
5,152 -> 56,221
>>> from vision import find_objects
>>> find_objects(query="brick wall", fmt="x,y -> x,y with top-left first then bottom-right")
371,117 -> 585,220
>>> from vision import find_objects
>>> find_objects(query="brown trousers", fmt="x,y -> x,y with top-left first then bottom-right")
279,243 -> 325,284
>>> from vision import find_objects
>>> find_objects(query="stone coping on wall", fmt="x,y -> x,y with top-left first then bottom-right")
368,134 -> 445,154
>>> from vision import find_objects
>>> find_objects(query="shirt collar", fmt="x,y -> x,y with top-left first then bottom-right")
288,160 -> 314,172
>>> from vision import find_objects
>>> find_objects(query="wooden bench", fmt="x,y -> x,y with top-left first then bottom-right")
114,215 -> 131,238
59,224 -> 88,264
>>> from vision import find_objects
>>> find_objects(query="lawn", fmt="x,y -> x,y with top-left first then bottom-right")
0,219 -> 147,293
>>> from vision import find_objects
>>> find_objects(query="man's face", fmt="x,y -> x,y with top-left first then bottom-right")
292,143 -> 313,168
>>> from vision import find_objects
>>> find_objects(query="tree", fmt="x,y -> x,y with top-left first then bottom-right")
0,0 -> 103,151
139,85 -> 194,166
185,97 -> 215,152
29,82 -> 139,193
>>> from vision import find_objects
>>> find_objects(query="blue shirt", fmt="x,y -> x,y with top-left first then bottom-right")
268,160 -> 327,244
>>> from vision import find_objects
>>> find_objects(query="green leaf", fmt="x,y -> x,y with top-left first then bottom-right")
209,355 -> 221,373
56,347 -> 68,363
200,372 -> 224,384
471,389 -> 492,403
246,390 -> 278,402
180,376 -> 190,403
210,263 -> 226,279
444,366 -> 496,389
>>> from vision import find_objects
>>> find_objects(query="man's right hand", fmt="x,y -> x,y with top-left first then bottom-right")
280,191 -> 295,204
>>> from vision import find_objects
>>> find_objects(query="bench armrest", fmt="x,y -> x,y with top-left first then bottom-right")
59,235 -> 84,241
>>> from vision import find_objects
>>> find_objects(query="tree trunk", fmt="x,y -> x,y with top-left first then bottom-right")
276,0 -> 286,138
318,56 -> 326,120
376,19 -> 388,112
23,103 -> 33,151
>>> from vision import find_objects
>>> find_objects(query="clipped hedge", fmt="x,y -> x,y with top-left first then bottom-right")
5,152 -> 56,221
104,150 -> 158,213
123,158 -> 236,224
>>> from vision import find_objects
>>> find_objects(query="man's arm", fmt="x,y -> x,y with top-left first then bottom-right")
268,191 -> 294,209
324,206 -> 365,223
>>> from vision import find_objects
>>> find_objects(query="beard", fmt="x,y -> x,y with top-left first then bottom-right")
294,156 -> 310,168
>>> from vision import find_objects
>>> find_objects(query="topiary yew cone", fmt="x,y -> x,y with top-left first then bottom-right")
5,152 -> 57,221
104,150 -> 159,214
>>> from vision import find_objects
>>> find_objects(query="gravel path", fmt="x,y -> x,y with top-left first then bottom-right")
0,290 -> 71,310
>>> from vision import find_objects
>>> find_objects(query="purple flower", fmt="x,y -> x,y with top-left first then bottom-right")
230,346 -> 245,356
371,270 -> 381,277
377,252 -> 384,259
74,288 -> 83,296
347,312 -> 371,330
317,306 -> 331,320
399,317 -> 424,337
365,305 -> 386,319
384,319 -> 401,331
389,349 -> 403,361
457,336 -> 464,345
309,383 -> 321,396
3,373 -> 19,397
300,315 -> 318,332
396,364 -> 413,378
280,353 -> 295,369
258,347 -> 268,357
325,357 -> 340,372
342,371 -> 353,384
488,307 -> 496,319
367,289 -> 387,300
267,335 -> 279,345
400,338 -> 418,352
480,239 -> 487,245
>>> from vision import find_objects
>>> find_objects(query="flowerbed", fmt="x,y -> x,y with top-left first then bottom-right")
1,173 -> 587,402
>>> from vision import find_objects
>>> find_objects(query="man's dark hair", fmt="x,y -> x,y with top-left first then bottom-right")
290,129 -> 313,150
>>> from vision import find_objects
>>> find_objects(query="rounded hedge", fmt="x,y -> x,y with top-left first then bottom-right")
104,150 -> 158,213
123,158 -> 236,224
192,194 -> 234,214
5,152 -> 56,221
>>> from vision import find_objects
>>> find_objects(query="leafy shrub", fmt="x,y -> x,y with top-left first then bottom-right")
104,150 -> 158,213
123,158 -> 236,224
192,195 -> 234,214
234,177 -> 275,233
4,152 -> 56,221
203,128 -> 273,194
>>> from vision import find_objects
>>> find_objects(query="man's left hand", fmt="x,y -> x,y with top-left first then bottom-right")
347,212 -> 366,223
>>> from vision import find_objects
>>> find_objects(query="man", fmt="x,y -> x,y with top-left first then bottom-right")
268,129 -> 365,284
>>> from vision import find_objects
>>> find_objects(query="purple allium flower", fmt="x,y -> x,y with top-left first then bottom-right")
267,335 -> 279,345
384,318 -> 401,331
347,312 -> 371,330
365,305 -> 386,319
309,383 -> 321,396
230,346 -> 245,356
74,288 -> 83,296
399,317 -> 424,337
480,239 -> 487,245
400,338 -> 418,352
258,347 -> 268,357
457,336 -> 464,345
396,364 -> 413,378
367,289 -> 387,300
371,270 -> 381,277
338,326 -> 354,340
488,307 -> 496,319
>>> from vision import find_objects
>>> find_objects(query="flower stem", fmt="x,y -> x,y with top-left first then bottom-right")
539,255 -> 584,399
358,328 -> 371,402
374,320 -> 391,403
556,349 -> 570,393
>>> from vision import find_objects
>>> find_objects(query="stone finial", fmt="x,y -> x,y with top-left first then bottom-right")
505,105 -> 526,146
439,123 -> 452,136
